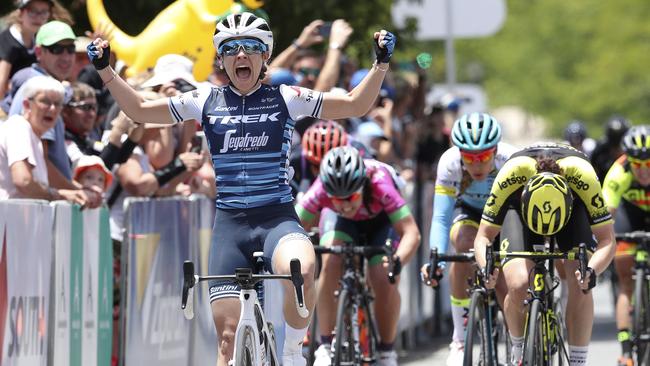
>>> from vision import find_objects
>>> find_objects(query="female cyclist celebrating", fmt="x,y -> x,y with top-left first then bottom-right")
86,12 -> 396,366
419,112 -> 517,365
296,146 -> 421,366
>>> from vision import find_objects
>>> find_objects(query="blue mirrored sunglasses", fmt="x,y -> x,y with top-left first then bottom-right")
218,39 -> 268,56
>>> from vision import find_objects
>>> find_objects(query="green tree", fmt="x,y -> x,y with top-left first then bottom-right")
453,0 -> 650,136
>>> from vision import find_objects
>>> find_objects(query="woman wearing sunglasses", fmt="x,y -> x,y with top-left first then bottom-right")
86,11 -> 395,366
602,125 -> 650,366
418,112 -> 517,365
295,146 -> 421,366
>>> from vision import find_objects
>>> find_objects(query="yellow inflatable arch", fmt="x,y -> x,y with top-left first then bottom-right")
87,0 -> 265,81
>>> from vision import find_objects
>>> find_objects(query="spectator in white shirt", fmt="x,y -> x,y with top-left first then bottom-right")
0,74 -> 93,206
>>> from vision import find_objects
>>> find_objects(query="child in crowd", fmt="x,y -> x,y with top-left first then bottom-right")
72,154 -> 113,194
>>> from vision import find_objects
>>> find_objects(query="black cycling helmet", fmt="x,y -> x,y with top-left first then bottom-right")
564,120 -> 587,142
622,125 -> 650,160
319,146 -> 366,197
605,115 -> 630,144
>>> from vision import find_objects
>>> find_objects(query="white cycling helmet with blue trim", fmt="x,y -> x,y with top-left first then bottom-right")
451,112 -> 502,151
213,12 -> 274,57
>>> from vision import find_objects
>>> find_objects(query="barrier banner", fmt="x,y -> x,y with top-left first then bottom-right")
1,200 -> 53,366
81,208 -> 113,366
51,204 -> 112,366
123,198 -> 191,365
188,196 -> 217,366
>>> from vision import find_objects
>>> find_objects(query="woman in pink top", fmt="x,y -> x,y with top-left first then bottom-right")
296,146 -> 420,366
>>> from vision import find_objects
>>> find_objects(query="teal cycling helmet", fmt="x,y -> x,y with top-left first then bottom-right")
451,112 -> 502,151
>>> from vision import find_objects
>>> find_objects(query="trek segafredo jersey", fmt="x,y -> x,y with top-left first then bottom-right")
169,84 -> 323,209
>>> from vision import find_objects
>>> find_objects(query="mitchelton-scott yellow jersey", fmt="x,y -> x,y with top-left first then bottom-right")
481,142 -> 612,228
602,155 -> 650,212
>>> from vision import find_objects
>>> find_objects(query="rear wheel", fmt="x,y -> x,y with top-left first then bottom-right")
523,299 -> 545,366
463,290 -> 493,365
333,288 -> 355,366
632,268 -> 650,366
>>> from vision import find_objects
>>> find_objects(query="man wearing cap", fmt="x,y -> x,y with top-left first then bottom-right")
2,20 -> 101,208
0,0 -> 54,100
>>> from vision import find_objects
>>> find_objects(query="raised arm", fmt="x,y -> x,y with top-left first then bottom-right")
320,30 -> 395,120
313,19 -> 353,92
86,39 -> 174,125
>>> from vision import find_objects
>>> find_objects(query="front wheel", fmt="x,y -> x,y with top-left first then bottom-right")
234,326 -> 256,366
463,290 -> 494,365
632,268 -> 650,366
523,299 -> 544,366
333,288 -> 355,366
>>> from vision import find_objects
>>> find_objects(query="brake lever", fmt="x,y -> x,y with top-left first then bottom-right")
578,243 -> 588,294
385,239 -> 397,284
485,244 -> 494,280
290,259 -> 309,318
182,260 -> 196,319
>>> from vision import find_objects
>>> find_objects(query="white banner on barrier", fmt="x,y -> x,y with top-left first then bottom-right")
1,200 -> 53,366
82,210 -> 99,366
52,204 -> 72,366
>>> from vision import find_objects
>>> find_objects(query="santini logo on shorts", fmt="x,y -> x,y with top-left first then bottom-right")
220,130 -> 269,153
208,112 -> 280,125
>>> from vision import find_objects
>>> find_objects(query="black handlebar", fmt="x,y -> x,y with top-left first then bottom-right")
313,239 -> 399,284
426,248 -> 474,288
615,231 -> 650,243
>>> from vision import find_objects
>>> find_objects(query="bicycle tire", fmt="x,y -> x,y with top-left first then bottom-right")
463,290 -> 494,365
523,299 -> 545,366
333,288 -> 355,366
235,325 -> 255,366
266,321 -> 278,366
633,268 -> 650,366
307,307 -> 319,366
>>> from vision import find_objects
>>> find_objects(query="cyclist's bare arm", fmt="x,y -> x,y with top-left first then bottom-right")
589,222 -> 616,275
91,39 -> 175,125
474,221 -> 501,269
392,214 -> 421,264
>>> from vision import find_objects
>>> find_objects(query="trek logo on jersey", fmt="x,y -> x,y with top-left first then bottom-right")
498,175 -> 527,189
208,112 -> 280,125
220,130 -> 270,153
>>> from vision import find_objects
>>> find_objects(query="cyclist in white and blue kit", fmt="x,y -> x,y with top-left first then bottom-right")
87,12 -> 396,366
420,113 -> 517,366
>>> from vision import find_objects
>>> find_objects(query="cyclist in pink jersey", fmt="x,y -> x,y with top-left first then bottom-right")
295,146 -> 420,366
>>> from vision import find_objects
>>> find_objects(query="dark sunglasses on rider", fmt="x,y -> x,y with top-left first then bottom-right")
66,101 -> 98,112
628,157 -> 650,169
44,43 -> 76,55
218,39 -> 268,56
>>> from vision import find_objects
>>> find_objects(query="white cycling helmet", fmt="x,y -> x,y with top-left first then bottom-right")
213,12 -> 274,57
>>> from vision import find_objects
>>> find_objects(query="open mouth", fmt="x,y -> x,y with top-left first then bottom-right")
235,65 -> 252,80
42,115 -> 55,124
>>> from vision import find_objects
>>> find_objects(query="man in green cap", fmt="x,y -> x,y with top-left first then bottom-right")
1,20 -> 101,208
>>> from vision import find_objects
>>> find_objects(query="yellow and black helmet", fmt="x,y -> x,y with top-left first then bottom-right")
520,172 -> 573,236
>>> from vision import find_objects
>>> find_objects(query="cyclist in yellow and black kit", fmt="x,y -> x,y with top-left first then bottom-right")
602,126 -> 650,366
473,142 -> 615,366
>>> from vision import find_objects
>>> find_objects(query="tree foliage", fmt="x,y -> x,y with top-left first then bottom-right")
453,0 -> 650,135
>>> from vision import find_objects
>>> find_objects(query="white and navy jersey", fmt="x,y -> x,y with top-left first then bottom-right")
169,84 -> 324,209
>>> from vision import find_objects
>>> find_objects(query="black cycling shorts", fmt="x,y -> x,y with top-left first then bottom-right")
208,202 -> 308,302
319,208 -> 398,266
500,200 -> 596,264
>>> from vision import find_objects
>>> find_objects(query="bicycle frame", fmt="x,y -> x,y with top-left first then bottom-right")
181,255 -> 308,366
486,238 -> 589,365
314,239 -> 397,365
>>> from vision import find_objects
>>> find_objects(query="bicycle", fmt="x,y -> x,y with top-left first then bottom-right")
314,238 -> 399,366
615,231 -> 650,366
181,252 -> 309,366
426,248 -> 510,366
484,238 -> 589,366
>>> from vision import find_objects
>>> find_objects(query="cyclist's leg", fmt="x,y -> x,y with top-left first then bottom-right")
208,208 -> 253,365
313,209 -> 357,347
555,200 -> 596,364
500,209 -> 535,363
263,203 -> 317,364
447,205 -> 481,351
612,201 -> 640,362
